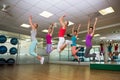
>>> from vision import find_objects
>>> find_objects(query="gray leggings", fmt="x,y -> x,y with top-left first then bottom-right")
84,46 -> 96,58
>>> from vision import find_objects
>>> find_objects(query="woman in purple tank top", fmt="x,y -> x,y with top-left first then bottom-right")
84,17 -> 98,61
46,23 -> 55,54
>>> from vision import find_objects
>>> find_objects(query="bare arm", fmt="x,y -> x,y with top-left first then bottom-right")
91,17 -> 98,36
77,24 -> 81,33
72,24 -> 75,35
75,24 -> 81,38
50,23 -> 55,36
29,16 -> 35,29
59,15 -> 66,29
87,17 -> 91,34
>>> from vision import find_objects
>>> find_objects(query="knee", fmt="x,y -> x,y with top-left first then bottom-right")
84,55 -> 88,58
72,54 -> 76,56
29,49 -> 34,55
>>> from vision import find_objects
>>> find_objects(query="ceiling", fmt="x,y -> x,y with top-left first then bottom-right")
0,0 -> 120,45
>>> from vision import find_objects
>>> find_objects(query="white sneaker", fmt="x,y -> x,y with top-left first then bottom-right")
65,40 -> 72,45
40,57 -> 44,64
96,54 -> 100,62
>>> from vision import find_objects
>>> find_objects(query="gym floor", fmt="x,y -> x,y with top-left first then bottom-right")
0,64 -> 120,80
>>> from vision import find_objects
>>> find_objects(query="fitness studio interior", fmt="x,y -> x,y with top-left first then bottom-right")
0,0 -> 120,80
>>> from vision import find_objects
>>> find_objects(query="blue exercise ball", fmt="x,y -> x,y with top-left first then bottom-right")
0,58 -> 6,64
0,46 -> 7,54
10,38 -> 18,45
6,58 -> 15,64
0,35 -> 7,43
9,47 -> 17,55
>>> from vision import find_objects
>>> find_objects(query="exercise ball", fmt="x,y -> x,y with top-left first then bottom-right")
9,47 -> 17,55
0,58 -> 6,64
0,46 -> 7,54
0,35 -> 7,43
6,58 -> 15,64
10,38 -> 18,45
80,47 -> 84,52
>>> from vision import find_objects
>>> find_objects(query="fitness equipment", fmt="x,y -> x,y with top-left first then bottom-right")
0,46 -> 7,54
10,38 -> 18,45
0,58 -> 6,64
9,47 -> 17,55
6,58 -> 15,64
0,35 -> 7,43
76,47 -> 84,62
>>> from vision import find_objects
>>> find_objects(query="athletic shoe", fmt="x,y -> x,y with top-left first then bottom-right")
96,54 -> 100,62
40,57 -> 44,64
78,59 -> 80,64
65,40 -> 72,45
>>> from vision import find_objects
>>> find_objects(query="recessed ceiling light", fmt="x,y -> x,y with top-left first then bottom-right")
42,29 -> 48,33
40,11 -> 53,18
100,37 -> 106,39
82,40 -> 86,42
94,34 -> 100,37
68,21 -> 74,26
21,24 -> 30,28
99,7 -> 114,15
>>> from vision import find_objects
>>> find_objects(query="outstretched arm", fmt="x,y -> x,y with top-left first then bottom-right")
77,24 -> 81,34
75,24 -> 81,38
29,15 -> 35,29
50,23 -> 55,36
87,17 -> 91,34
59,15 -> 66,29
72,24 -> 75,35
91,17 -> 98,36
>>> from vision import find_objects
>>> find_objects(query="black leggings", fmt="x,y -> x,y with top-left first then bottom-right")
84,46 -> 96,58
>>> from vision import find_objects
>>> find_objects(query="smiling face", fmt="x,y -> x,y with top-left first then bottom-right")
48,28 -> 52,33
34,23 -> 38,29
89,27 -> 93,34
64,21 -> 69,27
74,30 -> 77,35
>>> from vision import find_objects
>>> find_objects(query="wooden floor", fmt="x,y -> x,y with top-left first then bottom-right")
0,64 -> 120,80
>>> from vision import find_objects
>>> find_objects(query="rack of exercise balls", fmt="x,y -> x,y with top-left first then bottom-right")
0,35 -> 18,65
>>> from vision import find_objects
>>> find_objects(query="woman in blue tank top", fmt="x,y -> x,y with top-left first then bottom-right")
107,43 -> 113,61
71,24 -> 81,63
29,15 -> 44,64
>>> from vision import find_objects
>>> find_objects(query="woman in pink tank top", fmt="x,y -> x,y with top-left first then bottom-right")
46,23 -> 55,54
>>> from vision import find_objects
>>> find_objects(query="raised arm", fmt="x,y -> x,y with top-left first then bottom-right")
29,16 -> 35,29
77,24 -> 81,34
91,17 -> 98,36
50,23 -> 55,36
72,24 -> 75,35
59,15 -> 66,29
87,17 -> 91,34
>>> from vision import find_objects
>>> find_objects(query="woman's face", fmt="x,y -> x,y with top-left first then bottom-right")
48,28 -> 52,33
89,28 -> 93,34
74,31 -> 77,35
34,23 -> 38,28
64,21 -> 69,26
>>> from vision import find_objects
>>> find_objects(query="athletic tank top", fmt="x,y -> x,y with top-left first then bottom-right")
86,34 -> 92,47
46,33 -> 52,44
31,29 -> 37,41
108,45 -> 112,52
100,44 -> 104,51
58,27 -> 66,37
114,44 -> 118,51
71,36 -> 77,46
